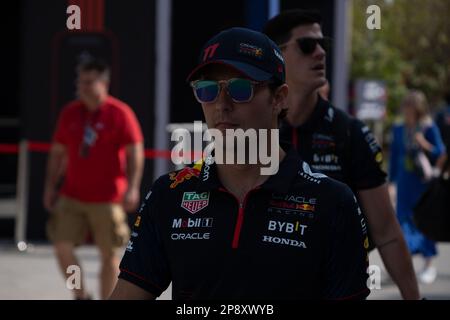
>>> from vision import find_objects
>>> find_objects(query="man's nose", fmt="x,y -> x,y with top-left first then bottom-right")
214,86 -> 233,112
313,43 -> 326,60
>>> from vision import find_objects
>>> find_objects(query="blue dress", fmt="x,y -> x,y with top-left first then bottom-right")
389,122 -> 445,257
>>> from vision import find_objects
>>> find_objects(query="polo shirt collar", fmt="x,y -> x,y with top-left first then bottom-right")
194,145 -> 302,194
284,94 -> 329,132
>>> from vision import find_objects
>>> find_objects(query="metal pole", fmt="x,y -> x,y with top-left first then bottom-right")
268,0 -> 280,19
15,140 -> 29,251
153,0 -> 172,179
332,0 -> 352,112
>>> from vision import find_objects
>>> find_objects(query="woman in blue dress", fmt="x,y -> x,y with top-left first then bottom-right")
389,90 -> 446,284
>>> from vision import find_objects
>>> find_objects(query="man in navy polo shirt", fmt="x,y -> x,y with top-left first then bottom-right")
110,27 -> 370,300
263,10 -> 419,299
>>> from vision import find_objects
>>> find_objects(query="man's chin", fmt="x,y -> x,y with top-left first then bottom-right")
295,76 -> 326,93
312,77 -> 327,91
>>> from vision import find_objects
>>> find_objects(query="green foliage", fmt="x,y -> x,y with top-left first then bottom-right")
351,0 -> 450,122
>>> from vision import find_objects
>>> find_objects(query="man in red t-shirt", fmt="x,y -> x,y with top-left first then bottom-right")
43,58 -> 144,300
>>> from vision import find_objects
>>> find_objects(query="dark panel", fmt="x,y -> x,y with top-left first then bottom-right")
105,0 -> 156,152
246,0 -> 269,32
170,0 -> 247,123
19,0 -> 68,142
25,153 -> 48,240
0,0 -> 21,118
0,219 -> 14,240
0,1 -> 21,235
0,0 -> 22,196
19,0 -> 78,240
105,0 -> 156,200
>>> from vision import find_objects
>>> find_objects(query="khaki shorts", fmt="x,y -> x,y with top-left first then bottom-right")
47,196 -> 130,253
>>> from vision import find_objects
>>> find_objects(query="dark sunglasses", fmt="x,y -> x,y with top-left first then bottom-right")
281,37 -> 331,55
190,78 -> 267,104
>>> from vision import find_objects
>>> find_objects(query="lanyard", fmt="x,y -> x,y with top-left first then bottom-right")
79,107 -> 102,157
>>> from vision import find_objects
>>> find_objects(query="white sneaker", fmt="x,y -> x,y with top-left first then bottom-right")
418,266 -> 437,284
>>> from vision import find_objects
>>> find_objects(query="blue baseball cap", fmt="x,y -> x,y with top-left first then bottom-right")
187,27 -> 285,83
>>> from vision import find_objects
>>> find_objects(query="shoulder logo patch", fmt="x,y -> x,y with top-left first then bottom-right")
302,162 -> 327,178
169,167 -> 201,189
298,162 -> 328,184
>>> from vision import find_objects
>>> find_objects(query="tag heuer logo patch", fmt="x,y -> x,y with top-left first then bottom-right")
181,192 -> 210,214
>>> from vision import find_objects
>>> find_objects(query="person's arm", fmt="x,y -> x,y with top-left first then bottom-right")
348,121 -> 419,298
123,142 -> 144,212
43,143 -> 67,212
358,184 -> 420,300
414,131 -> 435,153
416,124 -> 446,159
109,279 -> 155,300
436,154 -> 448,172
322,185 -> 370,300
114,178 -> 172,300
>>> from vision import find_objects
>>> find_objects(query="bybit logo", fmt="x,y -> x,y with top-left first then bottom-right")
267,220 -> 308,236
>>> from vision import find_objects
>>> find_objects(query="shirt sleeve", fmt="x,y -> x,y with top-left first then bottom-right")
349,119 -> 387,190
52,107 -> 70,145
424,123 -> 446,162
117,106 -> 144,146
321,184 -> 370,300
118,177 -> 171,297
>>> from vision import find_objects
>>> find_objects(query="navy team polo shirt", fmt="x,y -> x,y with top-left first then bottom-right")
119,147 -> 370,300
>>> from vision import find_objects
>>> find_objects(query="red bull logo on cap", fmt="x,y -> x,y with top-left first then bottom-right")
239,43 -> 263,59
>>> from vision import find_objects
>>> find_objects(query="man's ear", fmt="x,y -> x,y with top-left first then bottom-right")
272,83 -> 289,115
100,78 -> 110,89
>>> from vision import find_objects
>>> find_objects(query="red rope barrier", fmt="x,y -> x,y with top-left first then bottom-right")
0,142 -> 177,160
0,143 -> 19,154
144,149 -> 172,160
28,142 -> 51,153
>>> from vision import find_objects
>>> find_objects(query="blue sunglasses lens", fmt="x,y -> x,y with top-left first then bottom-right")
194,80 -> 219,103
228,78 -> 253,102
193,79 -> 254,103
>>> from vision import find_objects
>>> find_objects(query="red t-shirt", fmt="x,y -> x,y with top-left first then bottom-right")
53,96 -> 143,203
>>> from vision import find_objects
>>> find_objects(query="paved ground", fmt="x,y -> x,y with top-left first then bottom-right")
367,243 -> 450,299
0,241 -> 449,300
